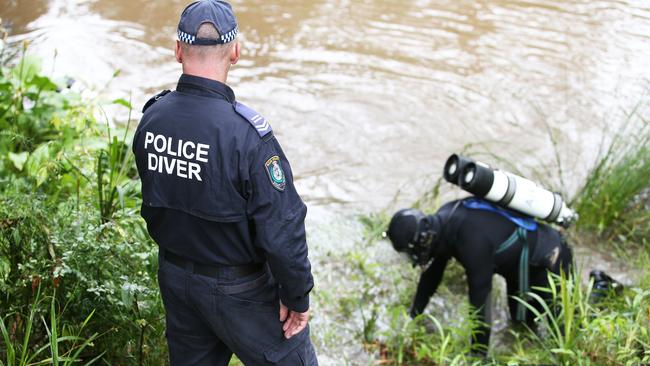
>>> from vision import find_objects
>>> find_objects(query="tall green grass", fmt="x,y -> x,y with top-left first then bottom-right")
514,271 -> 591,364
572,106 -> 650,243
514,271 -> 650,365
0,287 -> 102,366
377,306 -> 485,366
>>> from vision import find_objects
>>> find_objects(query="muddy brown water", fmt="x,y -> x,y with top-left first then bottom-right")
3,0 -> 649,363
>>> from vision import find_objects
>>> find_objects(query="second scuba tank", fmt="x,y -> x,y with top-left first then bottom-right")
443,154 -> 578,227
444,154 -> 479,185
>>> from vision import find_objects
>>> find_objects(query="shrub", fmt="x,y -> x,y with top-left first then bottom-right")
0,52 -> 166,364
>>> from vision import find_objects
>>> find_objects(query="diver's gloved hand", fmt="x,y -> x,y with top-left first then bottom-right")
408,306 -> 417,319
410,311 -> 440,335
408,303 -> 423,319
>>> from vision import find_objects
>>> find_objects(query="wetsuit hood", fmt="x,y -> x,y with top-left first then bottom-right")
387,208 -> 442,266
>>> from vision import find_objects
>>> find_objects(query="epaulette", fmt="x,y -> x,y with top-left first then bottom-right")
142,90 -> 171,113
234,101 -> 273,138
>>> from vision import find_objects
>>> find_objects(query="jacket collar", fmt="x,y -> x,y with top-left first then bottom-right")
176,74 -> 236,103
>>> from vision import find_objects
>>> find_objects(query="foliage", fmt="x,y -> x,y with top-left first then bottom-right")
93,107 -> 139,224
515,271 -> 590,364
1,147 -> 164,365
0,50 -> 94,196
0,52 -> 165,364
572,105 -> 650,244
378,308 -> 481,366
513,271 -> 650,365
358,212 -> 391,244
1,286 -> 103,366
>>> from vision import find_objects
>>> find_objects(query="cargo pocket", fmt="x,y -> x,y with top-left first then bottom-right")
263,327 -> 310,365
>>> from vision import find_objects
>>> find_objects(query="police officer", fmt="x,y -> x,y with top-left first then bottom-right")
386,198 -> 573,354
132,1 -> 317,364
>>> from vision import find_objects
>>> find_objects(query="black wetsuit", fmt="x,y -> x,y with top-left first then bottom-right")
411,199 -> 572,349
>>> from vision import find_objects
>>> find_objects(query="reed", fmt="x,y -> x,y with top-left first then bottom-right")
0,287 -> 102,366
572,105 -> 650,244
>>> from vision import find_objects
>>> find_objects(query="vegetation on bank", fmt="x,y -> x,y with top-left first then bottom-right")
0,43 -> 648,366
572,105 -> 650,246
0,50 -> 166,364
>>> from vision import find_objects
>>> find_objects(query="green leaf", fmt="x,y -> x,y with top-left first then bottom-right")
8,151 -> 29,171
11,56 -> 41,85
0,81 -> 12,94
36,166 -> 49,187
0,256 -> 10,283
120,286 -> 133,308
0,315 -> 16,365
111,98 -> 132,109
25,143 -> 52,185
73,136 -> 108,151
550,348 -> 575,356
30,75 -> 58,92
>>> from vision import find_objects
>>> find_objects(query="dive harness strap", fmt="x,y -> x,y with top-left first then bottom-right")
463,198 -> 537,231
496,226 -> 529,322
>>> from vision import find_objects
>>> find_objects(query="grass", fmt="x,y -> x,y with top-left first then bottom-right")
572,105 -> 650,243
0,286 -> 103,366
512,270 -> 650,365
514,271 -> 590,364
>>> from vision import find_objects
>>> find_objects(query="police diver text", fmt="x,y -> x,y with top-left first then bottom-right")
144,132 -> 209,181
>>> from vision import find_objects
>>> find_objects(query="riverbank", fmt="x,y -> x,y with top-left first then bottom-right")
1,51 -> 649,366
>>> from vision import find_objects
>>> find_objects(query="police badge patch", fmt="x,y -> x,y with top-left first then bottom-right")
265,156 -> 286,191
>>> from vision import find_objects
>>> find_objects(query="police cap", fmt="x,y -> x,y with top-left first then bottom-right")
178,0 -> 238,45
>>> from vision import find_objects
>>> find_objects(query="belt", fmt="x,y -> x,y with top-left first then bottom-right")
164,251 -> 264,278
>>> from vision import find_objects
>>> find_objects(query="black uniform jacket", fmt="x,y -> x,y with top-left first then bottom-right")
133,74 -> 313,312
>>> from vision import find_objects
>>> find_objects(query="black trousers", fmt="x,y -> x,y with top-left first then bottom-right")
157,251 -> 318,365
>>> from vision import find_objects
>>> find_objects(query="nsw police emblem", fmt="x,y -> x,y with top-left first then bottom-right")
265,156 -> 286,191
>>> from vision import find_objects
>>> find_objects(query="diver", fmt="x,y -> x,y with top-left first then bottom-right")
386,197 -> 573,354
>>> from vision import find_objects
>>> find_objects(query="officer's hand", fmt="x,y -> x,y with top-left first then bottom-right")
279,301 -> 289,322
279,301 -> 309,339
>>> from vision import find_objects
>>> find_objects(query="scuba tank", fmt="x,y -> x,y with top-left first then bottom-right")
443,154 -> 578,227
444,154 -> 474,185
443,154 -> 491,185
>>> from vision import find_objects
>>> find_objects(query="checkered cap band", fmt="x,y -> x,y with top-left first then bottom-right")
220,27 -> 238,43
178,27 -> 237,45
178,29 -> 196,44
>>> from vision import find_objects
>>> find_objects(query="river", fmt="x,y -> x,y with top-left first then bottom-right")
3,0 -> 649,364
